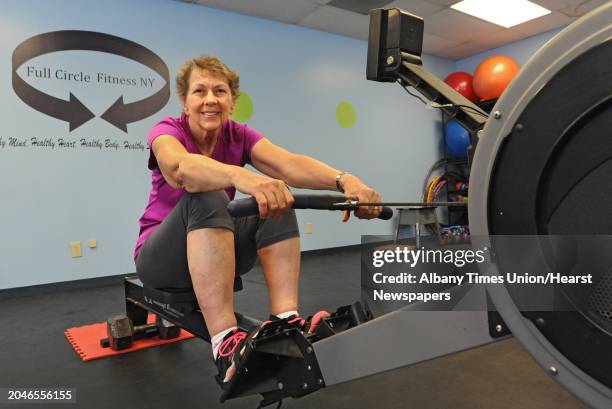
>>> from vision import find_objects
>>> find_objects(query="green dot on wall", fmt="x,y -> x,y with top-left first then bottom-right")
336,102 -> 357,128
231,91 -> 254,122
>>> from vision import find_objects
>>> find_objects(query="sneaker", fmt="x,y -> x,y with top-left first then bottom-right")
276,311 -> 331,335
215,328 -> 248,385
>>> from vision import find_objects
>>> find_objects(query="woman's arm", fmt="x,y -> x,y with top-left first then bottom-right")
250,139 -> 338,190
152,135 -> 293,218
251,139 -> 382,219
153,135 -> 235,191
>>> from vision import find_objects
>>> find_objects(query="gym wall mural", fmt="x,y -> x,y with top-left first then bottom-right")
8,30 -> 169,151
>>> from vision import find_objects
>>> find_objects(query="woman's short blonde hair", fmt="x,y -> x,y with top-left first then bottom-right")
176,55 -> 240,102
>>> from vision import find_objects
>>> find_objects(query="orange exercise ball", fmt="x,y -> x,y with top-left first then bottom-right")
473,55 -> 520,101
444,71 -> 478,102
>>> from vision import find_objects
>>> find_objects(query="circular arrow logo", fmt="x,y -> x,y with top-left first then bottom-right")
12,30 -> 170,132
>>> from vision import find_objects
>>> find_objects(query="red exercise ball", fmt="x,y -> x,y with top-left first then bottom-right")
444,71 -> 478,102
473,55 -> 520,101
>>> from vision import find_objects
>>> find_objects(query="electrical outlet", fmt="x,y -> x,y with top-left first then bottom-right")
88,239 -> 97,248
306,223 -> 313,234
70,241 -> 82,258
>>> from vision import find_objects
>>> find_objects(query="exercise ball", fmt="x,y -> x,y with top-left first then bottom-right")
444,71 -> 478,101
473,55 -> 520,100
445,120 -> 470,158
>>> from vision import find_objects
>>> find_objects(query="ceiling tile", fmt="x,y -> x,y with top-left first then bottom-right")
469,27 -> 534,51
183,0 -> 586,60
557,0 -> 609,17
297,5 -> 371,40
530,0 -> 570,11
533,0 -> 609,15
423,32 -> 460,53
422,0 -> 462,5
294,0 -> 334,4
435,42 -> 486,59
327,0 -> 395,15
515,10 -> 573,36
385,0 -> 444,16
195,0 -> 324,24
423,7 -> 505,42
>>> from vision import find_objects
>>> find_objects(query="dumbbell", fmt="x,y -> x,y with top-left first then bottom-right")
100,314 -> 180,350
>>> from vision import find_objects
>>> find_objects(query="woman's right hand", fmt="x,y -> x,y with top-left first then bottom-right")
232,168 -> 294,219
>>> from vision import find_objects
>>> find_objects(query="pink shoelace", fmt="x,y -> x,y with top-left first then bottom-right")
218,331 -> 247,358
287,316 -> 306,327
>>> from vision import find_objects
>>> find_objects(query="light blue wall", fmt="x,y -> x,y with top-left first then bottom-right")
0,0 -> 454,289
454,28 -> 563,72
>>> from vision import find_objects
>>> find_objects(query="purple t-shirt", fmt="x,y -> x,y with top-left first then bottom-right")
134,115 -> 264,258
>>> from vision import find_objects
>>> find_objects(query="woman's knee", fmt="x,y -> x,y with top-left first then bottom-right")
264,208 -> 298,231
182,191 -> 233,228
278,208 -> 298,228
254,208 -> 299,248
187,191 -> 230,211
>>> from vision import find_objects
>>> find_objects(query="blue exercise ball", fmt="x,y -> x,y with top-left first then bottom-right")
445,120 -> 471,158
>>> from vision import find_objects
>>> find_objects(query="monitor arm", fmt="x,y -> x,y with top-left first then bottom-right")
367,8 -> 488,135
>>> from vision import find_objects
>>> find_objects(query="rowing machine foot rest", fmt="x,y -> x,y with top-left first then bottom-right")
219,302 -> 372,405
311,301 -> 371,341
219,319 -> 325,405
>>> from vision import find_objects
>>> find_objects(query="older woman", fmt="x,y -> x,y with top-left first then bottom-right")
134,55 -> 381,386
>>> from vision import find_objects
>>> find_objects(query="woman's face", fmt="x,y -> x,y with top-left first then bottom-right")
183,69 -> 235,138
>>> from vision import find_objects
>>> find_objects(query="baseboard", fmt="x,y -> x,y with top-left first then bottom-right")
0,244 -> 379,300
0,273 -> 131,300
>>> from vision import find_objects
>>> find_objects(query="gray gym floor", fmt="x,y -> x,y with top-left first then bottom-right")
0,248 -> 588,409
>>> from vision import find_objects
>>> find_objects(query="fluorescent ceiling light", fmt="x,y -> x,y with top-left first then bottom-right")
451,0 -> 551,28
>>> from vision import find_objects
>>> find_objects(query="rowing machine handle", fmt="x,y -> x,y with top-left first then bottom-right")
227,194 -> 394,220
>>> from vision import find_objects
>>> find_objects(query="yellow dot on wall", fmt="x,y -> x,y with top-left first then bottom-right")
231,91 -> 254,122
336,101 -> 357,128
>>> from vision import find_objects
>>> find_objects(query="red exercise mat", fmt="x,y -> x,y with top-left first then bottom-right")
65,314 -> 195,361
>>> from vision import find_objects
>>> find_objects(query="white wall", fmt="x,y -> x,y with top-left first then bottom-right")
0,0 -> 453,289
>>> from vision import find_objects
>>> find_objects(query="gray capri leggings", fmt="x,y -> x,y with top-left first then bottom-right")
135,191 -> 300,291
